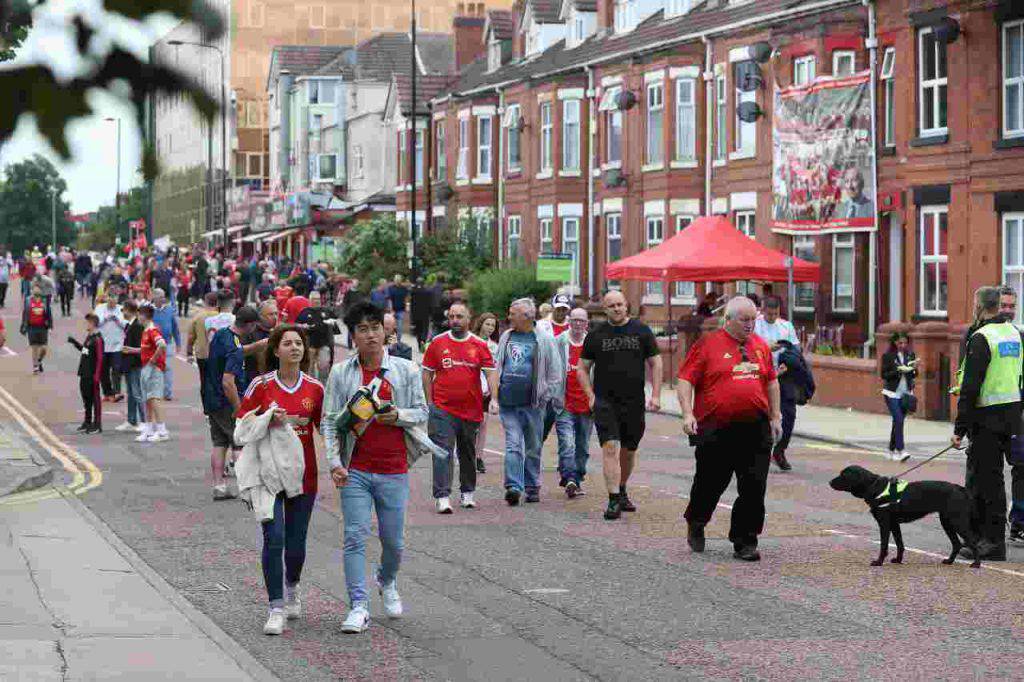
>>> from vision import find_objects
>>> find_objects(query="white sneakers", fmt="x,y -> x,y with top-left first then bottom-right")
134,427 -> 151,442
377,577 -> 403,619
263,608 -> 286,636
114,422 -> 137,432
460,492 -> 476,509
341,605 -> 370,633
284,588 -> 301,620
888,450 -> 911,462
435,497 -> 453,514
147,430 -> 170,442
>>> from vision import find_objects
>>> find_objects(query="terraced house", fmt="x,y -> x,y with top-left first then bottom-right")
394,0 -> 1024,379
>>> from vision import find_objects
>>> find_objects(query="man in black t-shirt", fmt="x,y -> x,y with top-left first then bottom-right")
578,290 -> 662,520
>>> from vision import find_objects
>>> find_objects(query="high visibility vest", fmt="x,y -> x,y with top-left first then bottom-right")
974,322 -> 1024,407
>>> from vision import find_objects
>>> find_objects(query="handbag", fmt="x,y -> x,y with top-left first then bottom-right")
900,393 -> 918,414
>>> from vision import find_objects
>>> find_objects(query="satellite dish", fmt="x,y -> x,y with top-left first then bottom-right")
934,16 -> 960,44
749,41 -> 773,64
603,168 -> 626,188
615,90 -> 637,111
736,61 -> 763,92
737,101 -> 763,123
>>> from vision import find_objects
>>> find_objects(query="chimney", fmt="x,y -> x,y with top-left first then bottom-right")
453,3 -> 487,72
596,0 -> 614,32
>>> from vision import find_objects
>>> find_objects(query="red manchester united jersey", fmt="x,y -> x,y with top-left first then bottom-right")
422,331 -> 496,422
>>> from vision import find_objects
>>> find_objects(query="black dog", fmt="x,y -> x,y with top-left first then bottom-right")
829,465 -> 981,568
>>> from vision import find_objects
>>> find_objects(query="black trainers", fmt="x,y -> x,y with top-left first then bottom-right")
772,451 -> 792,471
504,488 -> 521,506
524,491 -> 540,503
619,494 -> 637,512
733,545 -> 761,562
686,522 -> 705,553
604,496 -> 622,520
565,481 -> 579,498
76,422 -> 91,433
475,457 -> 486,474
85,424 -> 102,434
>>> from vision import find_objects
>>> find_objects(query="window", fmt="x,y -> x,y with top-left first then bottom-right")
674,216 -> 695,300
1004,20 -> 1024,138
540,102 -> 553,172
832,50 -> 855,77
237,152 -> 265,178
918,27 -> 948,137
562,99 -> 581,171
563,218 -> 580,286
600,87 -> 623,165
457,118 -> 469,179
614,0 -> 636,33
504,105 -> 521,171
715,74 -> 727,160
415,129 -> 424,185
477,116 -> 492,179
309,5 -> 325,28
540,218 -> 553,253
311,113 -> 323,149
352,144 -> 364,178
919,205 -> 948,315
674,79 -> 696,162
832,233 -> 855,311
735,210 -> 755,239
645,216 -> 664,297
398,130 -> 407,184
880,47 -> 896,147
793,236 -> 817,311
1004,214 -> 1024,323
606,213 -> 622,288
645,82 -> 664,165
316,153 -> 338,181
246,101 -> 262,127
794,55 -> 816,86
507,215 -> 522,262
435,122 -> 447,179
247,1 -> 265,27
735,79 -> 755,155
308,80 -> 334,105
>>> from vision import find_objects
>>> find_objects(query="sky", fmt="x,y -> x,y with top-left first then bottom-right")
0,2 -> 180,213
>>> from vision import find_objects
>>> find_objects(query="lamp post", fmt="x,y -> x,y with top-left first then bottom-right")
168,39 -> 228,249
50,188 -> 56,250
408,0 -> 418,280
104,117 -> 122,250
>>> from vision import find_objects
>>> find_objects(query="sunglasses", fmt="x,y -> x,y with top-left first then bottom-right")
739,342 -> 749,363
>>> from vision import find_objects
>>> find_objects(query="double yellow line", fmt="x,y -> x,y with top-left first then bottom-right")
0,383 -> 102,506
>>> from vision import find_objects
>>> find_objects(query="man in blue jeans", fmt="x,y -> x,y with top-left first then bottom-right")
322,302 -> 438,634
494,297 -> 563,505
556,307 -> 594,498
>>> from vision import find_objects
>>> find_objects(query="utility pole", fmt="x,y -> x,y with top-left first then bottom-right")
409,0 -> 418,279
51,188 -> 56,249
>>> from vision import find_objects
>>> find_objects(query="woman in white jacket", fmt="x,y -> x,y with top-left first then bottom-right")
236,325 -> 324,636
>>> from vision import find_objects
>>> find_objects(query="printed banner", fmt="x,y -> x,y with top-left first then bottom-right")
771,72 -> 877,235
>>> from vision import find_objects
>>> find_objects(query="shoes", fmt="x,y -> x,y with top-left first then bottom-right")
733,545 -> 761,562
341,605 -> 370,634
284,587 -> 301,620
558,477 -> 568,488
960,541 -> 1007,561
460,492 -> 476,509
112,393 -> 124,403
435,497 -> 453,514
147,431 -> 170,442
687,522 -> 706,553
263,608 -> 286,636
32,364 -> 40,375
376,577 -> 403,619
37,362 -> 43,373
212,485 -> 235,501
772,451 -> 793,471
619,494 -> 636,512
504,488 -> 521,506
565,481 -> 579,498
604,496 -> 622,520
135,428 -> 152,442
888,450 -> 910,462
84,424 -> 102,434
475,457 -> 486,474
524,491 -> 540,503
114,422 -> 137,432
1010,525 -> 1024,545
76,422 -> 91,433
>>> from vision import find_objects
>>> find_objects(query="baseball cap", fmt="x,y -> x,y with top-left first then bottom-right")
234,305 -> 260,325
552,294 -> 572,309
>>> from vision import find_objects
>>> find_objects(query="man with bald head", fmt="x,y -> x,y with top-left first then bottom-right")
677,295 -> 782,562
577,290 -> 662,520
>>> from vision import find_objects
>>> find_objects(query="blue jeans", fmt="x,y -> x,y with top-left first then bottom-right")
555,410 -> 593,485
500,405 -> 543,494
163,343 -> 174,399
884,396 -> 905,452
261,492 -> 315,607
428,406 -> 479,498
340,469 -> 409,606
125,367 -> 144,425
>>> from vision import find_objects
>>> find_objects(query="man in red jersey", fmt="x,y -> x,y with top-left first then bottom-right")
21,284 -> 52,374
273,280 -> 294,312
555,307 -> 594,498
279,281 -> 311,324
677,296 -> 782,562
422,302 -> 497,513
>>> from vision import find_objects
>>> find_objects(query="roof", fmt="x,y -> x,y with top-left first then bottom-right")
271,45 -> 350,77
315,33 -> 454,82
438,0 -> 858,99
485,10 -> 515,41
394,73 -> 461,116
529,0 -> 563,24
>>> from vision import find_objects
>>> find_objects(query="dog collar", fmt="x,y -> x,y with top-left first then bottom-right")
870,478 -> 907,509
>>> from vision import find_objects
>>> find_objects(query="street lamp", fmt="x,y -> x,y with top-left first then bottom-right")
104,117 -> 122,251
50,188 -> 56,250
167,39 -> 228,249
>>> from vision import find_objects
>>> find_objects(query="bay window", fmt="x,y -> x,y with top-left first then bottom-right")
540,102 -> 553,172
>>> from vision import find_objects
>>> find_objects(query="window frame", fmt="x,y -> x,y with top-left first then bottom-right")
1003,19 -> 1024,139
714,74 -> 727,161
456,117 -> 470,180
917,26 -> 948,138
435,121 -> 447,180
673,215 -> 696,301
398,129 -> 407,185
793,235 -> 817,312
880,47 -> 896,148
540,218 -> 554,254
540,101 -> 554,172
831,233 -> 856,312
414,128 -> 424,186
315,153 -> 338,182
476,115 -> 493,181
674,78 -> 696,163
919,204 -> 949,316
562,99 -> 581,171
832,50 -> 856,77
562,217 -> 580,287
504,104 -> 521,172
603,87 -> 623,165
644,215 -> 665,299
507,215 -> 522,262
734,210 -> 755,239
1003,212 -> 1024,324
606,212 -> 622,289
645,81 -> 664,165
793,55 -> 816,86
734,79 -> 756,156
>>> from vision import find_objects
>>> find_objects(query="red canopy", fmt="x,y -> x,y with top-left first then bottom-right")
605,215 -> 820,283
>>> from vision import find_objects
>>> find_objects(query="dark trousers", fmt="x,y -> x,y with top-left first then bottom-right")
59,290 -> 72,316
884,396 -> 906,452
80,376 -> 101,427
428,406 -> 480,497
261,492 -> 315,605
0,281 -> 7,307
196,359 -> 208,413
965,427 -> 1010,546
177,293 -> 189,317
412,317 -> 430,347
101,352 -> 122,397
774,396 -> 796,456
1010,463 -> 1024,527
684,419 -> 772,549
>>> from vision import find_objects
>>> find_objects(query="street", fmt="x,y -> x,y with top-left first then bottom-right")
3,300 -> 1024,681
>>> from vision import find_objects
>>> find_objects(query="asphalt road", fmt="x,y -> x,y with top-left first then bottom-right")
3,297 -> 1024,680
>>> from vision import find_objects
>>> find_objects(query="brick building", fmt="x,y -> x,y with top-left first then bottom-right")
393,0 -> 1024,379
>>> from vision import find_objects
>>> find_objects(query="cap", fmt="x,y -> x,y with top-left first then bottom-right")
551,294 -> 572,309
235,305 -> 260,325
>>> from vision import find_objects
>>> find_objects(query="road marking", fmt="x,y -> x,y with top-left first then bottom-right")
524,588 -> 569,595
1,347 -> 18,356
0,384 -> 102,505
822,529 -> 1024,578
483,448 -> 504,457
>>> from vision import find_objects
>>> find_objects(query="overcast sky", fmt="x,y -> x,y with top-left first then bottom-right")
0,2 -> 179,213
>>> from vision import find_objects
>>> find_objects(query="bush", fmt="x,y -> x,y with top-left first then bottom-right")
467,265 -> 557,317
419,215 -> 491,287
338,215 -> 409,290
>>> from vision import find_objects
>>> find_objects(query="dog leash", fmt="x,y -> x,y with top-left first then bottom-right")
892,443 -> 962,479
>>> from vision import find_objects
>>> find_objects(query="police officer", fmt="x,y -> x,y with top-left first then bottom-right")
952,286 -> 1024,561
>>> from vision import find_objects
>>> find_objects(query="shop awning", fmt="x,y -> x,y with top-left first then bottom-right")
263,228 -> 300,243
200,225 -> 245,239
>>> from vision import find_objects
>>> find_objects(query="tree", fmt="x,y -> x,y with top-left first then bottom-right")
0,0 -> 221,180
75,187 -> 147,252
338,215 -> 409,289
419,214 -> 493,287
0,154 -> 74,253
467,265 -> 557,317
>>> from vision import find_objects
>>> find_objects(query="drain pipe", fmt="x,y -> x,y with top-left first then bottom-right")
585,65 -> 596,299
702,36 -> 713,218
497,87 -> 505,265
863,0 -> 879,359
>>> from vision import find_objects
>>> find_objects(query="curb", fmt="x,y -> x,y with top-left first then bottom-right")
0,462 -> 54,499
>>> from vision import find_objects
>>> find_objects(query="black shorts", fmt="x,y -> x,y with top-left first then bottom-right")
593,399 -> 645,450
27,327 -> 48,346
208,407 -> 239,449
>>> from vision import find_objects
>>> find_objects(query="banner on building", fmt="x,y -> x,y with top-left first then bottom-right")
536,253 -> 574,282
771,72 -> 876,235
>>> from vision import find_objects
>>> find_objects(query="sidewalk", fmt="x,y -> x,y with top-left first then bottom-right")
0,421 -> 52,498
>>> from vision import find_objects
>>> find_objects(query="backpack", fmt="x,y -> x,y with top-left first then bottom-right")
778,341 -> 815,405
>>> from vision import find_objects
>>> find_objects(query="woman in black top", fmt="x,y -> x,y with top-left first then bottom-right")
880,332 -> 918,462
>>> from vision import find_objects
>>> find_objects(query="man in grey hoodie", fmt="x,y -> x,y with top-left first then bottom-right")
493,297 -> 564,505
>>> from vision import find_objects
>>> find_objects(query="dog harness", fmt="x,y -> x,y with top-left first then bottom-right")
869,478 -> 908,509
